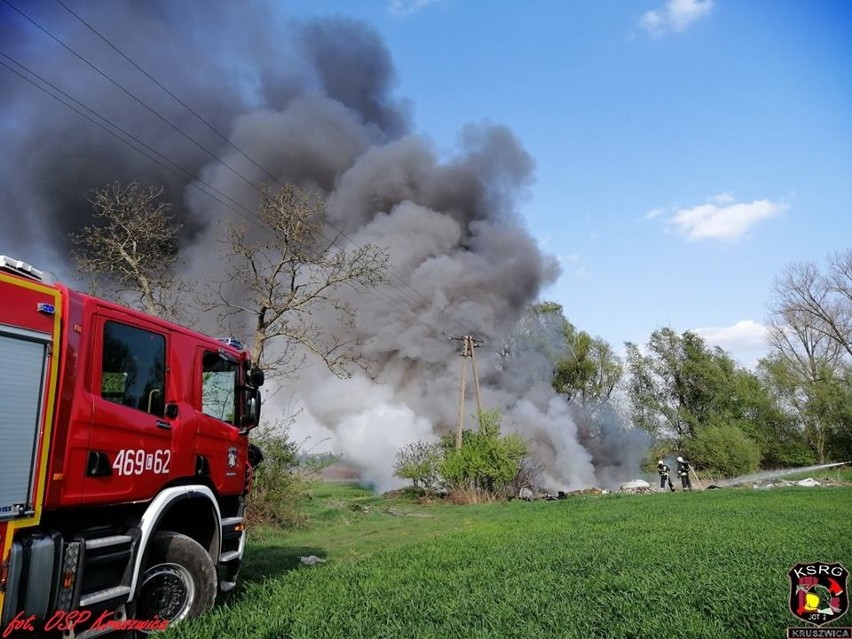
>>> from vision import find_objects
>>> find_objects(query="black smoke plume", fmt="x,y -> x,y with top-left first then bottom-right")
0,0 -> 646,490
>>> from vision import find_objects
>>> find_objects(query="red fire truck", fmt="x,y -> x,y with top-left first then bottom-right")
0,256 -> 264,636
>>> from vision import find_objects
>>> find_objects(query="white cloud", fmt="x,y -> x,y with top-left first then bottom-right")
669,194 -> 787,241
389,0 -> 440,17
644,207 -> 665,220
693,320 -> 770,369
639,0 -> 713,38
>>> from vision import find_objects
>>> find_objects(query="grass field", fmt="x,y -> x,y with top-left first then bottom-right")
163,484 -> 852,639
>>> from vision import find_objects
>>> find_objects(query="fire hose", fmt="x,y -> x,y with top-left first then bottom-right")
690,468 -> 704,490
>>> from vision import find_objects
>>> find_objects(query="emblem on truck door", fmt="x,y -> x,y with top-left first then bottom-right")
227,447 -> 238,468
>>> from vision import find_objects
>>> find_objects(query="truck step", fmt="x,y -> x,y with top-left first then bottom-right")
79,585 -> 131,608
219,550 -> 241,563
84,534 -> 132,550
221,516 -> 244,528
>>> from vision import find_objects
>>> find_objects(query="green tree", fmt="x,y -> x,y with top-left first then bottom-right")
502,301 -> 622,411
626,328 -> 722,441
552,321 -> 623,411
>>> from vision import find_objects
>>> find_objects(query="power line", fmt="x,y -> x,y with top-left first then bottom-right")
45,0 -> 445,316
0,52 -> 463,343
3,0 -> 264,197
0,52 -> 254,221
2,2 -> 469,340
52,0 -> 284,189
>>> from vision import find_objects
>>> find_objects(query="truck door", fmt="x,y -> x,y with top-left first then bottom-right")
83,313 -> 174,505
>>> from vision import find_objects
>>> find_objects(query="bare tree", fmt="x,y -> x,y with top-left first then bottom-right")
771,253 -> 852,359
764,307 -> 843,461
764,252 -> 852,460
207,185 -> 389,379
767,305 -> 843,383
71,182 -> 186,321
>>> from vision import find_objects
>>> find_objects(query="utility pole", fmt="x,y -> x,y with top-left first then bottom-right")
451,335 -> 485,449
468,335 -> 483,422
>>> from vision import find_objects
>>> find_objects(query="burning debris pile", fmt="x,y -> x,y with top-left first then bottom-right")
1,1 -> 648,492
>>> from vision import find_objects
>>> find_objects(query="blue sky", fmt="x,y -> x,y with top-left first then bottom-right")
282,0 -> 852,368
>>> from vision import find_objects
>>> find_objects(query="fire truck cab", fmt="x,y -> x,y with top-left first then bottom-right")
0,256 -> 263,636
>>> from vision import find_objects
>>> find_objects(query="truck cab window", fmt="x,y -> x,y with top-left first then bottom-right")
201,351 -> 237,425
101,321 -> 166,417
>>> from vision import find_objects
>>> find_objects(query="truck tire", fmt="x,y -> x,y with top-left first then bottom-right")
136,531 -> 217,624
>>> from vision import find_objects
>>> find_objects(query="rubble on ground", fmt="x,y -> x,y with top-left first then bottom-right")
549,488 -> 610,499
516,486 -> 611,501
619,479 -> 653,494
794,477 -> 821,487
753,477 -> 822,490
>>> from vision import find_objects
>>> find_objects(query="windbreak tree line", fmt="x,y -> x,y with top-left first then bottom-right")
498,295 -> 851,482
625,328 -> 800,475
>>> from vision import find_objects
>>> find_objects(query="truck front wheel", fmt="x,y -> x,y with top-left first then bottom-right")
137,531 -> 217,624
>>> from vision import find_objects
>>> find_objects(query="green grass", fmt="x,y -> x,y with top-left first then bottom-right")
164,485 -> 852,639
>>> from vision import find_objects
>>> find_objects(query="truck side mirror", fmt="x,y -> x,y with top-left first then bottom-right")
243,388 -> 261,432
249,366 -> 265,388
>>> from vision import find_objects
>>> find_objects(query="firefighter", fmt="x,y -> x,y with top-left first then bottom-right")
657,460 -> 674,492
676,456 -> 692,491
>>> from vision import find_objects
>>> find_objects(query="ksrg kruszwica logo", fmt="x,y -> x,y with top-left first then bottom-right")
788,562 -> 849,627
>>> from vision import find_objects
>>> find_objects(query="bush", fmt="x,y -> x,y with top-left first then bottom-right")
393,441 -> 442,488
445,487 -> 499,505
684,424 -> 761,477
247,423 -> 314,527
763,438 -> 818,468
439,409 -> 527,494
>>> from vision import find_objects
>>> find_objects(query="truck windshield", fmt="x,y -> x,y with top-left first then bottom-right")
201,351 -> 238,425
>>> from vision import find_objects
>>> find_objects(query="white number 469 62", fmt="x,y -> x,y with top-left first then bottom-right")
112,449 -> 171,476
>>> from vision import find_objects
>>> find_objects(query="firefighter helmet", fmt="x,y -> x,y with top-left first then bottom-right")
658,460 -> 664,465
677,456 -> 683,462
